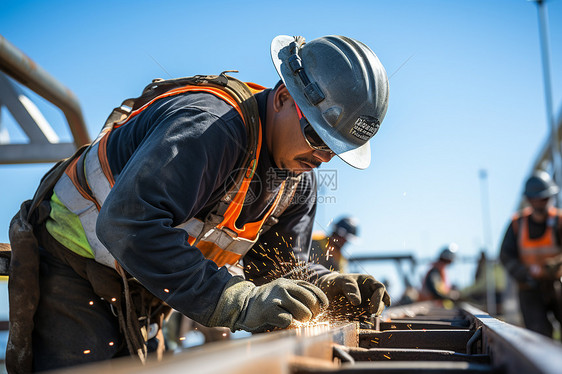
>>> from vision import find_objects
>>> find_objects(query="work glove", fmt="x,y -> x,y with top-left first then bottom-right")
208,276 -> 328,333
545,255 -> 562,279
317,272 -> 391,321
447,289 -> 461,302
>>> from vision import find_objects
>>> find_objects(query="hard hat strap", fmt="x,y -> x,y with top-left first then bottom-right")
288,40 -> 325,105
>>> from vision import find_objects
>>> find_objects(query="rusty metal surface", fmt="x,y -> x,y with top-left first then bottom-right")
381,301 -> 463,320
344,347 -> 491,364
52,323 -> 357,374
295,361 -> 498,374
0,34 -> 90,150
378,320 -> 470,331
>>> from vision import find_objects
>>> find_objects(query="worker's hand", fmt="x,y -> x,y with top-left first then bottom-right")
447,289 -> 461,301
208,277 -> 328,333
529,264 -> 544,279
544,256 -> 562,279
317,273 -> 391,321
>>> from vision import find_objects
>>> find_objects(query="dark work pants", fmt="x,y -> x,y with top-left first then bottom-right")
32,246 -> 126,372
518,281 -> 562,340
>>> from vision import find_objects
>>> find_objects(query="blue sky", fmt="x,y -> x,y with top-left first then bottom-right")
1,0 -> 561,299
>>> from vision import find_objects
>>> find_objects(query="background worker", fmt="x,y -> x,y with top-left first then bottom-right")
7,34 -> 391,372
500,171 -> 562,339
309,216 -> 359,272
419,244 -> 459,301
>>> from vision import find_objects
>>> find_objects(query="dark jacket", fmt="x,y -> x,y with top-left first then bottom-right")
500,211 -> 562,285
94,89 -> 318,324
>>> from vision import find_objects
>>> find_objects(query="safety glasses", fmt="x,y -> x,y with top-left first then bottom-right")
294,102 -> 333,153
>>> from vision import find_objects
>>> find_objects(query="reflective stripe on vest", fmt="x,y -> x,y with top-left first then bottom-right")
53,83 -> 289,270
516,207 -> 561,266
54,141 -> 115,267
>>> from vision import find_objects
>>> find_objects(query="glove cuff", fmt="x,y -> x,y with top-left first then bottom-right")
208,276 -> 255,331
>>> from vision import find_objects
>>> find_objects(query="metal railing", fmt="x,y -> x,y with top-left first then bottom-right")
0,34 -> 90,163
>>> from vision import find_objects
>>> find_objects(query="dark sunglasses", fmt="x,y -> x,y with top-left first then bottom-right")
294,102 -> 333,153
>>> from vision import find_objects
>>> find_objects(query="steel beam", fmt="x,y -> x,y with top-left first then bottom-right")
0,143 -> 76,164
296,361 -> 494,374
0,73 -> 57,144
359,329 -> 473,352
461,303 -> 562,374
51,323 -> 358,374
47,303 -> 562,374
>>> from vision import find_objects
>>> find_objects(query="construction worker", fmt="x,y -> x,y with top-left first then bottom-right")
7,35 -> 391,372
500,171 -> 562,339
419,244 -> 459,301
309,216 -> 359,272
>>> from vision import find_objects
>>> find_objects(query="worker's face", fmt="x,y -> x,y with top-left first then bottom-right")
528,197 -> 550,216
267,85 -> 335,174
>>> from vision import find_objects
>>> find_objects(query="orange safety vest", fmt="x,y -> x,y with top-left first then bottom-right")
513,206 -> 562,267
53,74 -> 300,270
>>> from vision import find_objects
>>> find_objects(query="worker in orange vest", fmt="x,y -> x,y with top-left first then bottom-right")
7,35 -> 391,372
500,171 -> 562,339
419,244 -> 459,301
309,216 -> 359,272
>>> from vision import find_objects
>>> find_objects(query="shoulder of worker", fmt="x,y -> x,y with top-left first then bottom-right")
549,206 -> 562,217
512,207 -> 533,222
144,90 -> 249,130
106,91 -> 252,180
102,89 -> 260,221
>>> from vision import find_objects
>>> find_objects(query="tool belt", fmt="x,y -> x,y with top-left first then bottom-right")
7,144 -> 86,374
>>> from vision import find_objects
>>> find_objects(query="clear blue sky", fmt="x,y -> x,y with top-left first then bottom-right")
1,0 -> 561,299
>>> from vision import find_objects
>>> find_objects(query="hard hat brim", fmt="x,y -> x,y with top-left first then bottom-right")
526,185 -> 560,199
270,35 -> 371,169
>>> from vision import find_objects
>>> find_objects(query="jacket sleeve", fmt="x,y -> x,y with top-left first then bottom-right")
499,221 -> 529,283
96,96 -> 247,325
243,171 -> 330,285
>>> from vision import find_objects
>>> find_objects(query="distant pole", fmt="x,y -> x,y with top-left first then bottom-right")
479,170 -> 493,250
533,0 -> 560,206
479,169 -> 496,315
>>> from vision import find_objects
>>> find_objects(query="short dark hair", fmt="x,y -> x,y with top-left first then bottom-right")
273,80 -> 283,90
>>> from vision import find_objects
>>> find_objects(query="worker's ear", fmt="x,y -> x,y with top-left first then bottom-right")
272,83 -> 292,113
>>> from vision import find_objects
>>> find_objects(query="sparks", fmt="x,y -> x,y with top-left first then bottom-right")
245,235 -> 375,326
